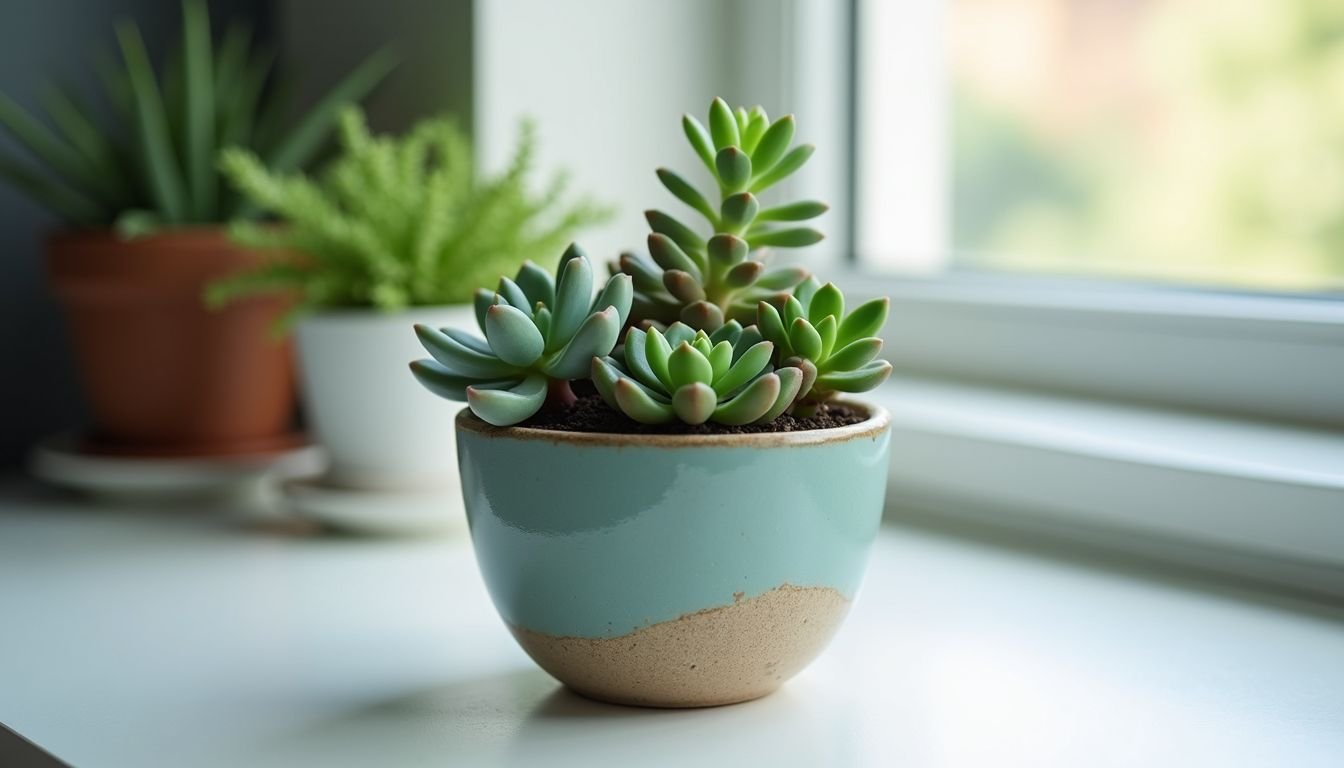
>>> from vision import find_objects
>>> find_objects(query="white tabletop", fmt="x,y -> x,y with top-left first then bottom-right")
1,482 -> 1341,767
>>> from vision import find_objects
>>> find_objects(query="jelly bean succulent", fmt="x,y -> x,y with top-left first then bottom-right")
617,97 -> 824,331
591,321 -> 802,425
411,98 -> 891,428
410,245 -> 632,426
757,277 -> 894,416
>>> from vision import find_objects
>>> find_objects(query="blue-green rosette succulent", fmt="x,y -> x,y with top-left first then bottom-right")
410,244 -> 632,425
590,321 -> 802,425
756,278 -> 892,415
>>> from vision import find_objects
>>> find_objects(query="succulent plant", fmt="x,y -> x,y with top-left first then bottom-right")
209,107 -> 611,320
591,321 -> 802,425
410,245 -> 632,426
618,98 -> 827,331
0,0 -> 393,232
756,278 -> 892,416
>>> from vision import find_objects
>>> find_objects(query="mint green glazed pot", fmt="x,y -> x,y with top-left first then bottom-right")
455,403 -> 891,708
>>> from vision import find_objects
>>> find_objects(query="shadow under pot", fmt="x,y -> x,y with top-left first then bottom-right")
46,228 -> 297,457
455,403 -> 892,708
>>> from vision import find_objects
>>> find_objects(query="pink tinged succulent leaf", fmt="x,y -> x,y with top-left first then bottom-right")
590,356 -> 623,409
647,231 -> 703,280
466,374 -> 548,426
724,260 -> 764,289
679,301 -> 724,331
756,301 -> 789,350
663,269 -> 705,303
672,382 -> 717,425
719,193 -> 759,233
613,377 -> 675,424
543,306 -> 621,380
409,359 -> 518,402
483,304 -> 544,367
473,288 -> 496,331
706,233 -> 749,266
711,340 -> 774,396
645,210 -> 706,258
713,372 -> 780,426
620,251 -> 667,293
790,357 -> 819,401
413,324 -> 516,379
756,366 -> 803,423
715,146 -> 752,193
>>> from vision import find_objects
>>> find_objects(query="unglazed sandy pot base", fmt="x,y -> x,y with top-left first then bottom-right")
510,584 -> 851,708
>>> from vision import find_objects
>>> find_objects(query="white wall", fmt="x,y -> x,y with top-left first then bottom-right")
475,0 -> 851,267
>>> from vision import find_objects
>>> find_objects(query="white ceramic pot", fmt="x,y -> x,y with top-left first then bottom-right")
295,306 -> 475,491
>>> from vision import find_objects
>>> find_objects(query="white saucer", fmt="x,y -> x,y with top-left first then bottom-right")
282,477 -> 467,537
28,434 -> 325,502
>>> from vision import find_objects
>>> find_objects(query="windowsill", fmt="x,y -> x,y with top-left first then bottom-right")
873,376 -> 1344,596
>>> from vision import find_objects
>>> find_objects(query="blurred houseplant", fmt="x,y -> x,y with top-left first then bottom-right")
0,0 -> 393,456
213,106 -> 610,492
410,99 -> 893,707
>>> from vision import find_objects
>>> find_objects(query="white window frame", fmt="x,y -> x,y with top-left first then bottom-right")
785,0 -> 1344,590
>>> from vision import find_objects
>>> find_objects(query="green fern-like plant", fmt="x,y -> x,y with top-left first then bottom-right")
208,107 -> 613,317
0,0 -> 393,232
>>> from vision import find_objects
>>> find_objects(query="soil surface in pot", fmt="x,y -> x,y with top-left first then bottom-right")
522,394 -> 867,435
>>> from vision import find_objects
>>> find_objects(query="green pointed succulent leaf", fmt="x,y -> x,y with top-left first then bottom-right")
682,114 -> 716,172
414,324 -> 517,379
758,366 -> 804,423
647,232 -> 703,280
712,338 -> 774,397
756,301 -> 789,349
719,192 -> 759,232
756,266 -> 809,290
783,295 -> 805,326
725,260 -> 764,288
533,306 -> 552,340
544,306 -> 622,380
741,107 -> 768,154
473,288 -> 496,331
824,337 -> 883,373
751,114 -> 794,175
672,382 -> 717,425
708,97 -> 739,150
789,317 -> 824,361
757,200 -> 828,222
646,210 -> 706,257
715,147 -> 752,192
657,167 -> 716,222
667,341 -> 714,386
613,378 -> 675,424
816,314 -> 838,359
837,297 -> 890,345
484,303 -> 544,367
409,360 -> 518,402
706,233 -> 749,267
467,374 -> 549,426
590,356 -> 623,409
515,261 -> 556,309
620,251 -> 666,293
750,143 -> 814,192
708,340 -> 733,381
714,372 -> 780,425
734,106 -> 750,133
709,320 -> 743,347
663,269 -> 705,303
750,227 -> 824,249
808,282 -> 844,324
643,326 -> 674,389
591,273 -> 633,326
548,249 -> 595,351
496,276 -> 533,318
679,300 -> 724,331
815,359 -> 893,394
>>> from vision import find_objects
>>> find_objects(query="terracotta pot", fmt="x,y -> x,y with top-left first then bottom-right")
46,228 -> 297,457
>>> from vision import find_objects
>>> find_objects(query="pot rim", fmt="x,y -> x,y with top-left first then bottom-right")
455,399 -> 890,448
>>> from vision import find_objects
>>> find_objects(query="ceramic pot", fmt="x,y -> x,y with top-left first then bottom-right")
296,306 -> 474,490
46,229 -> 296,457
455,404 -> 892,708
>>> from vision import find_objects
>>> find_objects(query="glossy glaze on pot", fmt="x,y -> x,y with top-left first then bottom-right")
455,405 -> 892,706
